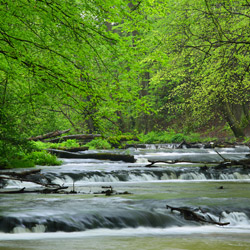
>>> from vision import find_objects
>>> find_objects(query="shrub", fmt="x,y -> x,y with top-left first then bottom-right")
3,159 -> 35,169
85,138 -> 112,149
107,134 -> 137,147
26,151 -> 62,166
32,139 -> 80,150
139,131 -> 204,143
54,139 -> 80,148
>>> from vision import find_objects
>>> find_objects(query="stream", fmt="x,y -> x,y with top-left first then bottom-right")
1,145 -> 250,250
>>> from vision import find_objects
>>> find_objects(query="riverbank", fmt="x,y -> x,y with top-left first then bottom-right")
2,126 -> 250,170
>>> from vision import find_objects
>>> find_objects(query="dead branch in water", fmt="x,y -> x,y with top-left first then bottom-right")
0,168 -> 68,194
166,205 -> 230,226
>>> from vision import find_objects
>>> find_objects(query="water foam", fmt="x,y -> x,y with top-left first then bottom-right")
1,225 -> 250,241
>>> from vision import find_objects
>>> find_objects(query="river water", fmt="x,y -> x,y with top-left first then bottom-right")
1,145 -> 250,250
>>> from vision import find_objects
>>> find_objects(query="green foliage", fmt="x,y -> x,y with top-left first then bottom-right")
243,137 -> 250,143
0,147 -> 62,169
85,138 -> 112,149
1,0 -> 249,169
107,134 -> 137,147
139,131 -> 213,144
1,158 -> 35,169
0,136 -> 64,169
32,141 -> 51,150
32,139 -> 80,150
25,151 -> 62,166
55,139 -> 80,148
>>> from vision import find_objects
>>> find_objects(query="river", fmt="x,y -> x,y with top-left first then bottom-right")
1,145 -> 250,250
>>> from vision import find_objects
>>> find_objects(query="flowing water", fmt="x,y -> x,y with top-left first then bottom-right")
1,145 -> 250,250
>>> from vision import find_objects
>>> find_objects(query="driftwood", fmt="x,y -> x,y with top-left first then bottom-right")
142,149 -> 250,168
93,186 -> 132,196
45,134 -> 101,143
144,160 -> 216,167
214,150 -> 250,168
166,205 -> 230,226
48,149 -> 136,163
28,129 -> 71,141
177,140 -> 246,149
0,169 -> 69,194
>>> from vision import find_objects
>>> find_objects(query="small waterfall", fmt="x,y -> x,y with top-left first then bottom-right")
3,208 -> 250,234
145,144 -> 179,149
4,179 -> 42,189
220,212 -> 250,226
49,170 -> 250,185
0,210 -> 184,233
12,224 -> 46,234
179,173 -> 207,180
3,169 -> 250,189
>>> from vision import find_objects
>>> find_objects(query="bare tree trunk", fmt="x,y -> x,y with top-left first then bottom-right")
222,102 -> 245,138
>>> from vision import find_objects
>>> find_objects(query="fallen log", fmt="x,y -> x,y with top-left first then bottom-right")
51,146 -> 89,152
166,205 -> 230,226
48,149 -> 136,162
144,160 -> 219,167
0,169 -> 72,194
0,175 -> 59,188
0,169 -> 60,188
214,150 -> 250,168
93,186 -> 132,196
143,149 -> 250,168
0,186 -> 69,194
0,187 -> 26,194
124,144 -> 147,149
45,134 -> 101,143
28,129 -> 71,141
0,169 -> 41,177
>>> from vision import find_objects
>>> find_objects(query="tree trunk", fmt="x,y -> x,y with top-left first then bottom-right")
222,102 -> 245,138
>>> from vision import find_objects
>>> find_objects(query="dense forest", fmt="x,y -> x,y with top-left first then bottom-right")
1,0 -> 250,167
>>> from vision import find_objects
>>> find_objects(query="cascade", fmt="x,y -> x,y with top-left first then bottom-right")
1,145 -> 250,249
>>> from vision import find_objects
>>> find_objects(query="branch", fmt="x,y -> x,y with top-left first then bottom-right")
166,205 -> 230,226
214,150 -> 228,161
28,129 -> 71,141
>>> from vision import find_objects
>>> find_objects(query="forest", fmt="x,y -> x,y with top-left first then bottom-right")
1,0 -> 250,168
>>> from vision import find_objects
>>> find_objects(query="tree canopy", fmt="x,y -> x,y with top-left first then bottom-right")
1,0 -> 250,166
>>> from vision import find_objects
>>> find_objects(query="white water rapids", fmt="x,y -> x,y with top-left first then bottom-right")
1,145 -> 250,249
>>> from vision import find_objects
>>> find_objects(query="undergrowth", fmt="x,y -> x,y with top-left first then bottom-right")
85,138 -> 111,149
